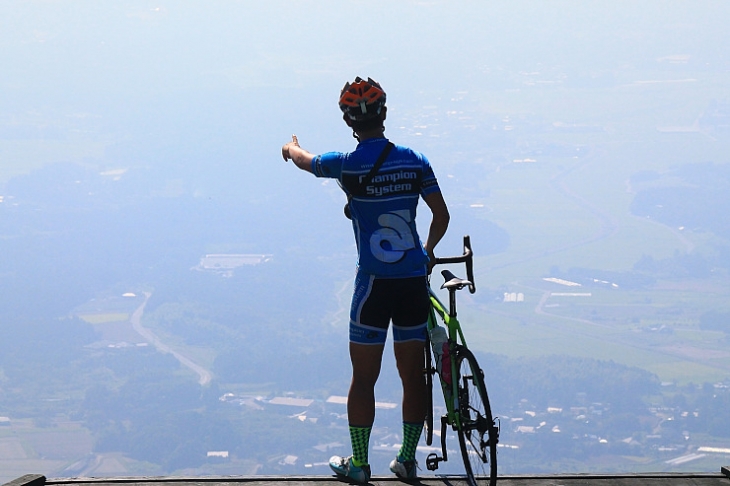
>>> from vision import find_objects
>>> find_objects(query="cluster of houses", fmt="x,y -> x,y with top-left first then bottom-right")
214,388 -> 730,470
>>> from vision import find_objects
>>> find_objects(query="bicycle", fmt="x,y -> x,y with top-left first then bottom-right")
424,235 -> 499,486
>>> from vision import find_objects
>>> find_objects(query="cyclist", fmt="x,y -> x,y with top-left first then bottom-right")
281,76 -> 450,483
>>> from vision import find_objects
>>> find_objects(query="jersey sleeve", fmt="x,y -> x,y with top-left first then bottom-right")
312,151 -> 344,179
418,152 -> 441,197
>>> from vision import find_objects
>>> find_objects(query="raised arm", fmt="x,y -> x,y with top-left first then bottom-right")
422,190 -> 450,272
282,134 -> 315,173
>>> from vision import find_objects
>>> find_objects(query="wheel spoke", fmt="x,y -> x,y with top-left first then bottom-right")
455,346 -> 498,486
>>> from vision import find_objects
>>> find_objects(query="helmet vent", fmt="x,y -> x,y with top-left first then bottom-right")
339,76 -> 386,121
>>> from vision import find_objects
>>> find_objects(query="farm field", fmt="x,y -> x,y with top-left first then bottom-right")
0,419 -> 94,483
459,276 -> 730,385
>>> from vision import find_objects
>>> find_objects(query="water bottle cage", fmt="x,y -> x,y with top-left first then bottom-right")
436,340 -> 452,387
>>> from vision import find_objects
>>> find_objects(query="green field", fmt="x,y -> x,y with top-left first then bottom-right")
459,277 -> 730,385
0,419 -> 94,484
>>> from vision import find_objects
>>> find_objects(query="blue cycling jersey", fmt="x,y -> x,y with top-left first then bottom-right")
312,137 -> 441,277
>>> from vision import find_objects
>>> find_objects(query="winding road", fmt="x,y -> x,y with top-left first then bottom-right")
130,292 -> 212,386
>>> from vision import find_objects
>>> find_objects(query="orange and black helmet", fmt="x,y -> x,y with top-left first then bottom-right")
339,76 -> 387,121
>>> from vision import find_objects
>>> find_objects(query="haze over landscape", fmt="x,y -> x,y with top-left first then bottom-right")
1,1 -> 730,482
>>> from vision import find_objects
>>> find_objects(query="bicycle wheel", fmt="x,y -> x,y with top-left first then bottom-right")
455,346 -> 498,486
424,336 -> 434,445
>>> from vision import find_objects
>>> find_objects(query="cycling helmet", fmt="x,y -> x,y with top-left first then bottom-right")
339,76 -> 387,121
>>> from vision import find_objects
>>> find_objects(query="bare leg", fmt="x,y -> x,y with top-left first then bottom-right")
347,342 -> 385,426
394,340 -> 427,423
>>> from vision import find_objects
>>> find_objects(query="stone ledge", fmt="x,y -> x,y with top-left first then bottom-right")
2,475 -> 45,486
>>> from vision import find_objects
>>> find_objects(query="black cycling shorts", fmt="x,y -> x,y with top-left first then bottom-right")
349,270 -> 429,345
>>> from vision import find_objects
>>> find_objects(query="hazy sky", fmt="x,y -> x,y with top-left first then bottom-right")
1,1 -> 728,237
2,0 -> 730,242
2,0 -> 729,272
2,1 -> 728,149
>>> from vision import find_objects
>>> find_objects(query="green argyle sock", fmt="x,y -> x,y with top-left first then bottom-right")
349,424 -> 372,467
398,421 -> 423,462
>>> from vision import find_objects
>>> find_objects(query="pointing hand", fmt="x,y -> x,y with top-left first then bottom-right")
281,134 -> 300,161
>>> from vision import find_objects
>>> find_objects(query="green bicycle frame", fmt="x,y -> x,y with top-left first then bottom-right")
427,287 -> 468,429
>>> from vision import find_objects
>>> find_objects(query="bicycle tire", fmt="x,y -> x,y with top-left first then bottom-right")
424,336 -> 434,446
455,346 -> 498,486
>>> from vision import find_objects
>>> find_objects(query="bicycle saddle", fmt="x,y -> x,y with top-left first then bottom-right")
440,269 -> 472,290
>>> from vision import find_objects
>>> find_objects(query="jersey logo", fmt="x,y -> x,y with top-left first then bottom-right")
370,210 -> 416,263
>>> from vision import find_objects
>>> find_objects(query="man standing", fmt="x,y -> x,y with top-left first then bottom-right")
281,77 -> 450,482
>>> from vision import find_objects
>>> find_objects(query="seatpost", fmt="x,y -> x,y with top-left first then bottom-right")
448,287 -> 458,318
